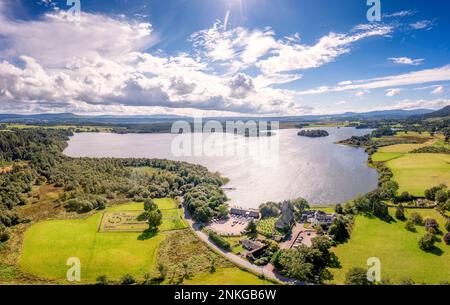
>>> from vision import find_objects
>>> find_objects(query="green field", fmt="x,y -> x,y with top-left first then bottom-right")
19,202 -> 166,282
371,132 -> 450,196
18,198 -> 265,284
223,236 -> 245,254
386,153 -> 450,196
331,208 -> 450,284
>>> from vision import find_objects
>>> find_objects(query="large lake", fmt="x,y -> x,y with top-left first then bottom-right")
64,127 -> 378,208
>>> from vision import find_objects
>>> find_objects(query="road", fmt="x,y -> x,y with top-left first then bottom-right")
183,208 -> 299,285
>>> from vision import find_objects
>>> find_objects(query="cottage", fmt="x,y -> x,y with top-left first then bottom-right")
305,210 -> 336,228
240,239 -> 264,251
230,207 -> 260,219
275,201 -> 295,231
246,244 -> 269,261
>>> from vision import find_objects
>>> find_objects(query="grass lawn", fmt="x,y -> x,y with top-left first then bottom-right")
223,236 -> 245,254
18,198 -> 263,285
19,200 -> 175,283
386,153 -> 450,196
184,268 -> 273,285
372,152 -> 403,162
331,208 -> 450,284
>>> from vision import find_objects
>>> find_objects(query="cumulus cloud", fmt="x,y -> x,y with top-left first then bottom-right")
0,11 -> 156,67
389,57 -> 424,66
386,88 -> 401,97
0,9 -> 307,116
2,3 -> 440,116
228,73 -> 255,99
169,76 -> 197,96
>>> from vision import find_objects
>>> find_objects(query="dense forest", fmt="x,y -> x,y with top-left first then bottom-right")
0,129 -> 229,241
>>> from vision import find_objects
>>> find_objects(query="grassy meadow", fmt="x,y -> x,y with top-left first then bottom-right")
331,208 -> 450,284
18,198 -> 266,284
19,202 -> 165,282
372,132 -> 450,196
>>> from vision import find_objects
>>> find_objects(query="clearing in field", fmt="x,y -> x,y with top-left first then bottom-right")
99,211 -> 147,232
99,198 -> 187,233
331,208 -> 450,284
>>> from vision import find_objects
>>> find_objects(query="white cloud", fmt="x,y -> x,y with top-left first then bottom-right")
0,9 -> 312,116
380,99 -> 450,110
339,80 -> 353,86
190,21 -> 279,72
228,73 -> 255,99
298,65 -> 450,95
383,10 -> 416,18
389,57 -> 424,66
386,88 -> 401,97
410,20 -> 435,30
257,24 -> 393,74
0,11 -> 156,67
354,90 -> 368,98
431,85 -> 444,95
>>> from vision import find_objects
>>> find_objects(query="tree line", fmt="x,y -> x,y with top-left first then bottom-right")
0,128 -> 229,242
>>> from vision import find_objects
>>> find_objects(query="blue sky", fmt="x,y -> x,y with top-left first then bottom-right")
0,0 -> 449,116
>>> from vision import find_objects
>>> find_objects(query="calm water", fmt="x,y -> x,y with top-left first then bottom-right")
63,128 -> 378,208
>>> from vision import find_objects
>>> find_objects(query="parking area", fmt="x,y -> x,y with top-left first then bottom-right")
207,215 -> 252,236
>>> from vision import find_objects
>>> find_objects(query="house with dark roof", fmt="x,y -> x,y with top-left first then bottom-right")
230,207 -> 260,219
246,244 -> 269,262
240,239 -> 264,251
301,210 -> 336,229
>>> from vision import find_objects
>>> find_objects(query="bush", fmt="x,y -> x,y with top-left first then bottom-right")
424,218 -> 439,232
208,230 -> 231,251
96,275 -> 108,285
445,220 -> 450,232
410,212 -> 423,225
0,224 -> 10,242
444,233 -> 450,245
345,267 -> 371,285
404,220 -> 416,232
418,232 -> 437,251
120,274 -> 136,285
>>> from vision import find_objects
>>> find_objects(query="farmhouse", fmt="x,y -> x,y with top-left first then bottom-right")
240,239 -> 264,251
275,201 -> 295,231
230,207 -> 260,219
246,244 -> 269,262
301,210 -> 336,228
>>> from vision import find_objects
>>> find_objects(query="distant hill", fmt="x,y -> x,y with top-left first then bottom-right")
0,108 -> 435,125
413,105 -> 450,119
